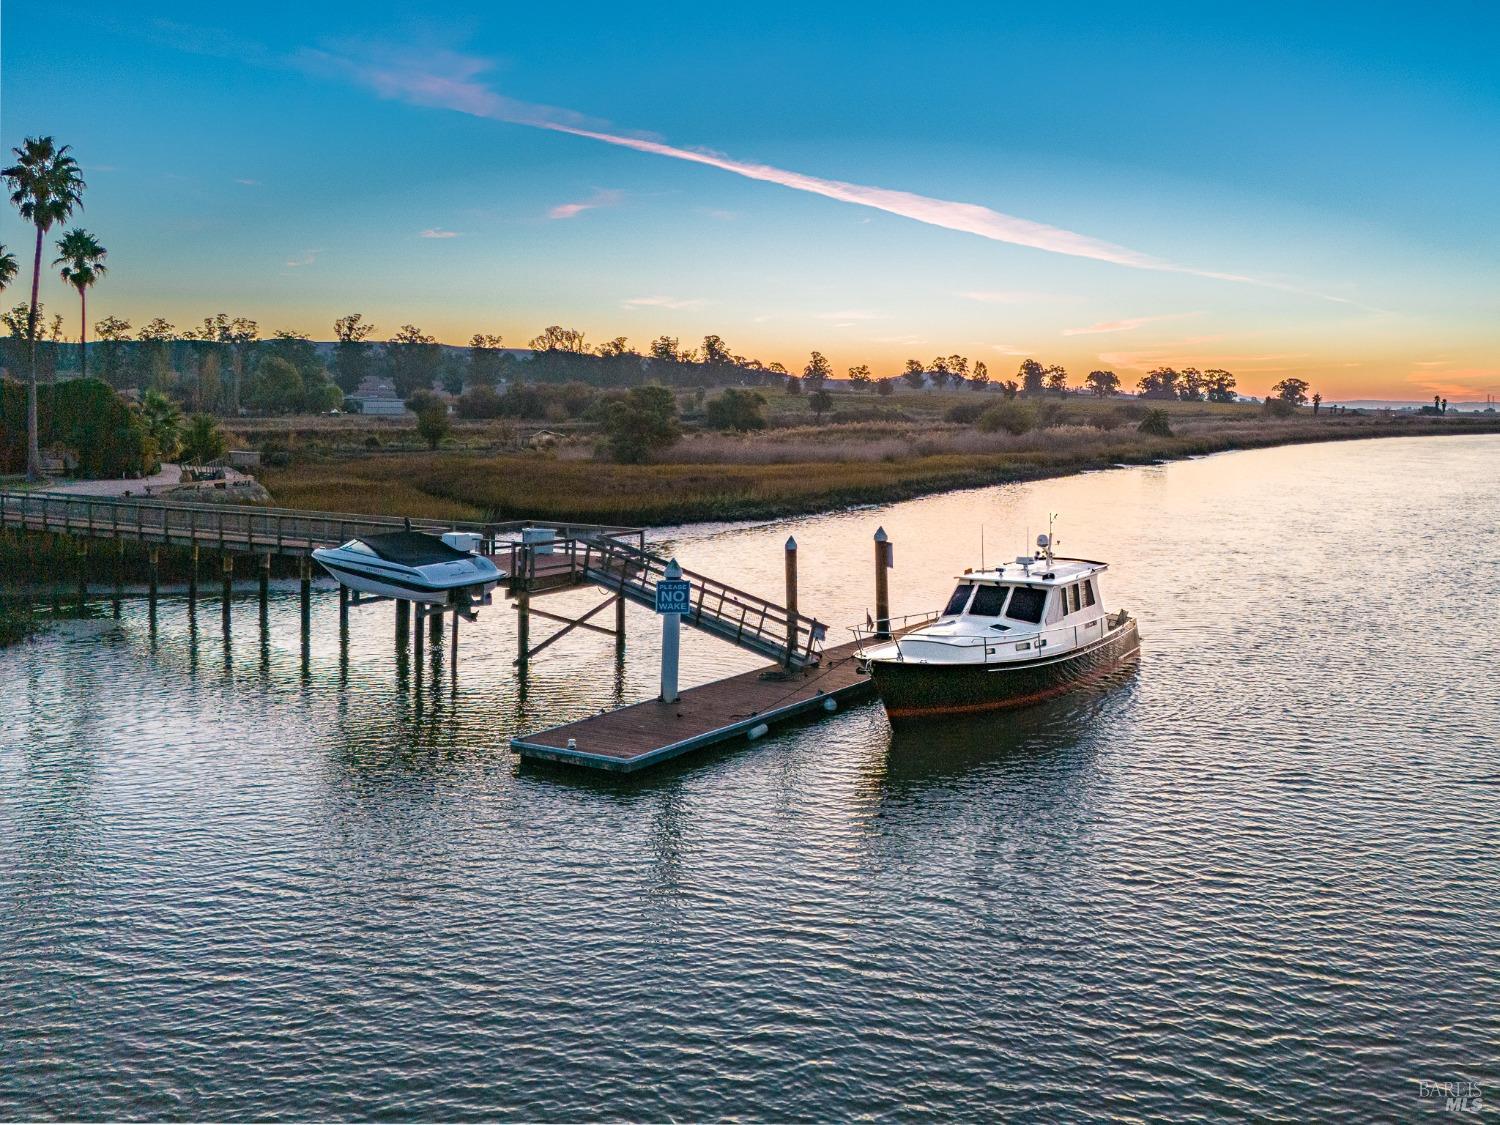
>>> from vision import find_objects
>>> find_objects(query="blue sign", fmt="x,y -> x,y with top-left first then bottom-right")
655,578 -> 692,615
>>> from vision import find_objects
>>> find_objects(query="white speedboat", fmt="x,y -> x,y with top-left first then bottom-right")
856,534 -> 1139,720
312,530 -> 503,604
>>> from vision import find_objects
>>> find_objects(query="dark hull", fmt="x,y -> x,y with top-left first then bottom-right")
868,620 -> 1140,720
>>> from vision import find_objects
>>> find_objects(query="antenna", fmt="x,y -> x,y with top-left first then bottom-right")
980,523 -> 985,572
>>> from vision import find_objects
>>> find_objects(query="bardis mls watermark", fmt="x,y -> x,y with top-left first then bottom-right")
1417,1079 -> 1484,1113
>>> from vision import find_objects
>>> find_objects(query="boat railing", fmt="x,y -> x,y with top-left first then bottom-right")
853,610 -> 1131,662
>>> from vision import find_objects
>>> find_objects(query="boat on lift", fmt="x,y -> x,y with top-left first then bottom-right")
855,532 -> 1139,720
311,529 -> 504,606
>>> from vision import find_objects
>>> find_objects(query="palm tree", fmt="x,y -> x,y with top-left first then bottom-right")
53,229 -> 107,381
0,244 -> 16,291
3,137 -> 85,479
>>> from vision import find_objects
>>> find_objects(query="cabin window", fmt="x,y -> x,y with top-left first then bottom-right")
1005,586 -> 1046,624
1045,593 -> 1063,624
1066,584 -> 1080,614
343,540 -> 376,555
942,584 -> 973,616
968,585 -> 1008,616
1081,579 -> 1097,608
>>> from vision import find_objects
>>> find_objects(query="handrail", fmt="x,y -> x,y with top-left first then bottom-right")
0,489 -> 645,559
578,534 -> 826,664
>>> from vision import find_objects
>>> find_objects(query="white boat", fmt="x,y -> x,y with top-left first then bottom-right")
855,534 -> 1139,720
312,530 -> 504,605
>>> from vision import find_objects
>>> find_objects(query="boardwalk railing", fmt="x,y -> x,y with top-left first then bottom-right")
0,490 -> 642,559
578,535 -> 826,667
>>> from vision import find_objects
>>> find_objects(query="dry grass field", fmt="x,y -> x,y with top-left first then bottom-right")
255,390 -> 1500,526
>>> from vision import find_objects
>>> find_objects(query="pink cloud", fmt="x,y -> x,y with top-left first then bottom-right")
420,228 -> 459,238
300,45 -> 1360,301
548,188 -> 622,219
1063,312 -> 1199,336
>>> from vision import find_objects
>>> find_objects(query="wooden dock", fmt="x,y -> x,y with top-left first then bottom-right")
511,640 -> 874,772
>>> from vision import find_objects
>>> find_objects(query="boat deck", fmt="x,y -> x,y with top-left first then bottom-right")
511,640 -> 874,772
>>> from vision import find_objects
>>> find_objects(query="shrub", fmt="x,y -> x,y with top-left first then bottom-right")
1118,401 -> 1149,421
1034,401 -> 1069,429
1262,397 -> 1295,418
0,377 -> 156,478
944,400 -> 987,424
977,400 -> 1036,435
456,385 -> 504,419
1137,409 -> 1173,437
603,385 -> 680,463
705,388 -> 768,431
1093,408 -> 1124,431
180,414 -> 228,465
406,390 -> 451,450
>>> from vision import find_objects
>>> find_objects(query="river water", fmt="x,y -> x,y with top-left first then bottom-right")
2,435 -> 1496,1120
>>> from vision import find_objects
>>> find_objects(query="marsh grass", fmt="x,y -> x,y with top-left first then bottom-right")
257,412 -> 1500,526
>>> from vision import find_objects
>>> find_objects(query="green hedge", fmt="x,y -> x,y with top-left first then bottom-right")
1,378 -> 157,478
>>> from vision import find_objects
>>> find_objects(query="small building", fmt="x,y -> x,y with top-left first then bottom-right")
360,397 -> 407,416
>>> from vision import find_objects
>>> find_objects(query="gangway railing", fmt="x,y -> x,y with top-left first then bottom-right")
576,535 -> 826,668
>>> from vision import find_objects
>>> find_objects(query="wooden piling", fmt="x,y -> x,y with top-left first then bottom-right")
874,527 -> 891,637
298,556 -> 311,637
221,552 -> 234,623
396,598 -> 410,648
429,605 -> 443,643
516,589 -> 531,669
615,593 -> 626,650
113,539 -> 124,618
414,605 -> 426,665
338,583 -> 349,636
148,547 -> 160,609
75,541 -> 88,611
784,536 -> 799,668
450,608 -> 459,675
188,544 -> 199,604
259,553 -> 271,607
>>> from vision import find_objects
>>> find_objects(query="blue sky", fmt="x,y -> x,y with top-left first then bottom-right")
4,0 -> 1497,398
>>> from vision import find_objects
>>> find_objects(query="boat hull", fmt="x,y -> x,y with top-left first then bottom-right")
312,550 -> 500,605
867,620 -> 1140,720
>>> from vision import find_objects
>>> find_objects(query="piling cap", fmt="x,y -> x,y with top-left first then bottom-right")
874,527 -> 888,542
664,558 -> 682,578
785,536 -> 797,551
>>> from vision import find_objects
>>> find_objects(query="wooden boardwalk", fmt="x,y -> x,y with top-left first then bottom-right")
511,640 -> 874,772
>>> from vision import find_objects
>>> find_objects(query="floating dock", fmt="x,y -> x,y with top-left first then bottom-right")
510,640 -> 874,772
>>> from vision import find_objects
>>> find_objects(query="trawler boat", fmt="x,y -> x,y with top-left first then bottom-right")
311,530 -> 503,605
856,535 -> 1138,720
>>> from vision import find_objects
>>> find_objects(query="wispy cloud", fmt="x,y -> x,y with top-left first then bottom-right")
1098,348 -> 1310,371
814,309 -> 878,321
548,188 -> 621,219
295,44 -> 1357,300
1063,312 -> 1200,336
957,290 -> 1059,304
991,343 -> 1032,356
420,227 -> 459,238
285,249 -> 323,268
235,177 -> 261,186
623,295 -> 706,310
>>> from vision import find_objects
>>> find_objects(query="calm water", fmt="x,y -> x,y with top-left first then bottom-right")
2,435 -> 1496,1121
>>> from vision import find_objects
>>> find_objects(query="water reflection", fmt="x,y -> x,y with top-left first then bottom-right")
869,658 -> 1141,798
3,435 -> 1498,1121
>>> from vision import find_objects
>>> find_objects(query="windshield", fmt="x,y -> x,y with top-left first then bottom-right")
968,585 -> 1009,616
942,584 -> 972,616
1004,586 -> 1047,624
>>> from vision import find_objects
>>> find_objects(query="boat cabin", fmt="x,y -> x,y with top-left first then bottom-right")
939,557 -> 1106,632
869,555 -> 1114,666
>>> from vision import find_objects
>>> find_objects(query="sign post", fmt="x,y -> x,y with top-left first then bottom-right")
655,559 -> 690,703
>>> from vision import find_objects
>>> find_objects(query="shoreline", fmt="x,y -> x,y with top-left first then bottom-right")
259,416 -> 1500,529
